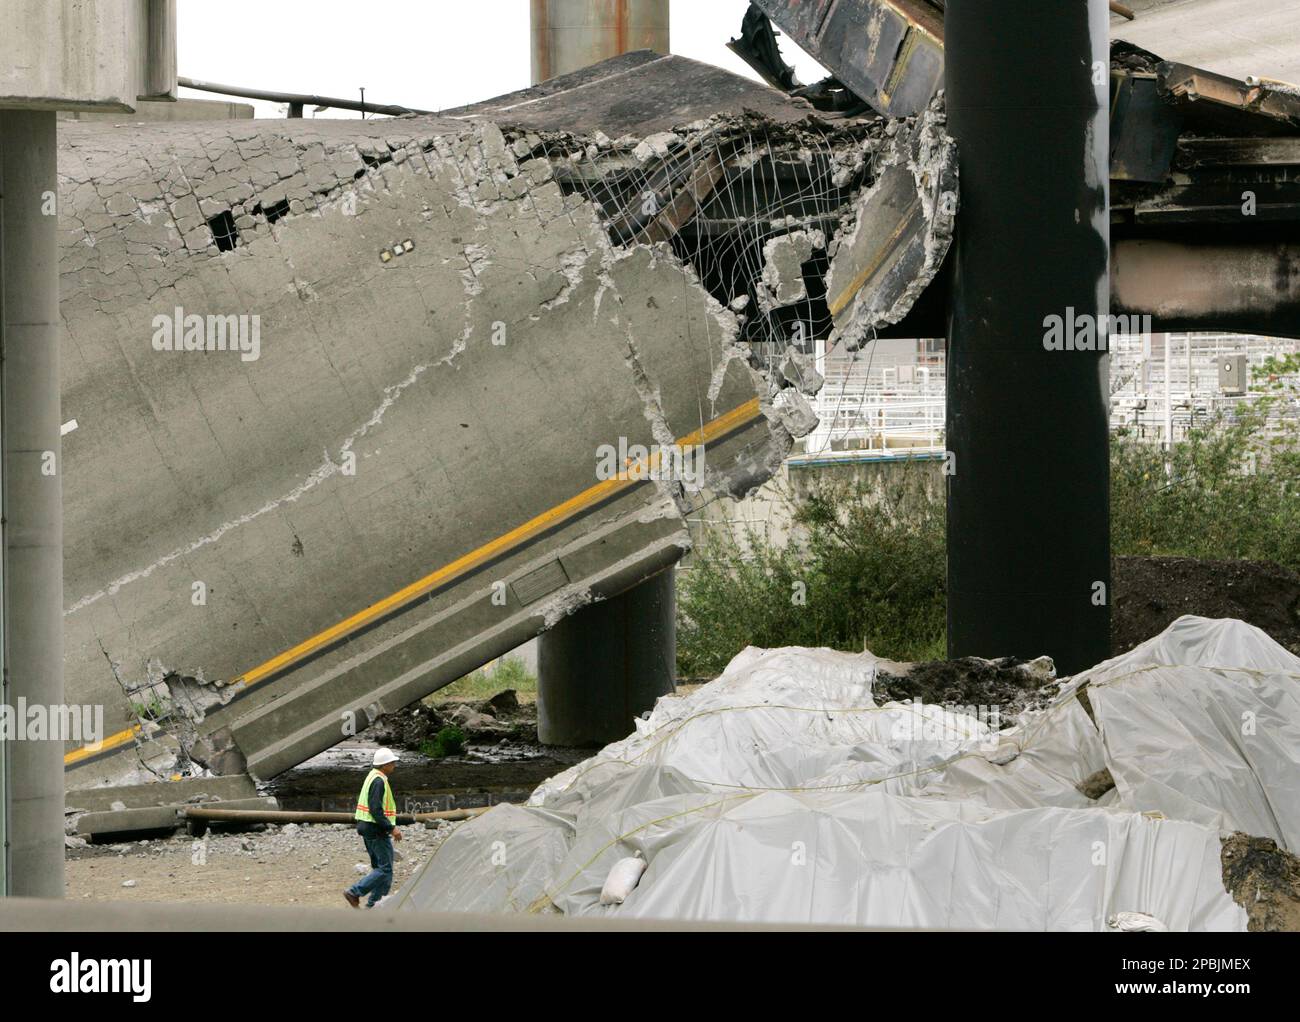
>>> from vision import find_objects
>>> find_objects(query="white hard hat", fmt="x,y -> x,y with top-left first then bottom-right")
373,748 -> 400,767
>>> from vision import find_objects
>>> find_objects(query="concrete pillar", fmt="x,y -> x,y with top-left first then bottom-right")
944,1 -> 1111,674
0,110 -> 65,897
530,0 -> 670,84
537,570 -> 676,746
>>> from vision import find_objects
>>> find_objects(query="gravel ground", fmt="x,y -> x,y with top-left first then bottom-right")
65,820 -> 457,909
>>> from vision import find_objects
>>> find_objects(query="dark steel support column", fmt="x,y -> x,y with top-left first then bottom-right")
537,570 -> 676,747
945,0 -> 1111,674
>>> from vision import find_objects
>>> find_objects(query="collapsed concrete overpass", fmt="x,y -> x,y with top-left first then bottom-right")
59,54 -> 956,792
58,9 -> 1300,816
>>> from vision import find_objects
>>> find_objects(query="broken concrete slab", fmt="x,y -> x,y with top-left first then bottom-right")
66,773 -> 257,813
447,51 -> 831,135
74,796 -> 279,840
756,229 -> 821,314
58,59 -> 956,787
825,94 -> 958,349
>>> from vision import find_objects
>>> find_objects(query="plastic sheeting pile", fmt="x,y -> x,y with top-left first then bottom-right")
395,616 -> 1300,929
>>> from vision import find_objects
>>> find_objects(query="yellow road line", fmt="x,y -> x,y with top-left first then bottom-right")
826,198 -> 919,319
66,399 -> 763,767
64,725 -> 139,766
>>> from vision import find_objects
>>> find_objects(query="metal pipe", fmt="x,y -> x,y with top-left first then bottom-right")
183,806 -> 490,825
945,1 -> 1112,674
530,0 -> 670,85
0,110 -> 65,898
177,77 -> 432,117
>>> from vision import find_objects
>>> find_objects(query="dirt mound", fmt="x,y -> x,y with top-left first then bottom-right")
874,657 -> 1057,720
366,692 -> 537,751
1113,556 -> 1300,656
1220,833 -> 1300,931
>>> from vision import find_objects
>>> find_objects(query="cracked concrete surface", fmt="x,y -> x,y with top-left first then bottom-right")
58,92 -> 954,786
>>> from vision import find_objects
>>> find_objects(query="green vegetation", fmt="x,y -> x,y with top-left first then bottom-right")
436,655 -> 537,701
129,695 -> 168,721
1111,399 -> 1300,572
420,725 -> 466,758
678,459 -> 946,677
679,387 -> 1300,676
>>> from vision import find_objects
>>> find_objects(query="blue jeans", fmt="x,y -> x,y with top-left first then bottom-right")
347,831 -> 394,907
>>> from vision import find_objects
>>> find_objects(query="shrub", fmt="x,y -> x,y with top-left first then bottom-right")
1111,398 -> 1300,571
679,385 -> 1300,676
678,458 -> 946,676
421,725 -> 465,758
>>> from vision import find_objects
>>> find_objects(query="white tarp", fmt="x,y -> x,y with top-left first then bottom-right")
396,616 -> 1300,929
1077,617 -> 1300,851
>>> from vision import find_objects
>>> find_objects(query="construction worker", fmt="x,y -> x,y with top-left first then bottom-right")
343,748 -> 403,908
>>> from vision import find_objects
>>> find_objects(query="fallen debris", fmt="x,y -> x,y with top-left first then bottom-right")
183,806 -> 488,828
1076,767 -> 1117,802
1221,833 -> 1300,932
873,654 -> 1058,721
365,694 -> 538,750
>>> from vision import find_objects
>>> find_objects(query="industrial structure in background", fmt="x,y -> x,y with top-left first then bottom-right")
0,0 -> 1297,922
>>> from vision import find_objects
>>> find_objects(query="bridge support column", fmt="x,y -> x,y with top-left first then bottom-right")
945,0 -> 1111,674
1,110 -> 65,897
537,570 -> 676,747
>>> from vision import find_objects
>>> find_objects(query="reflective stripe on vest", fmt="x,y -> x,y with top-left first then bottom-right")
354,768 -> 397,824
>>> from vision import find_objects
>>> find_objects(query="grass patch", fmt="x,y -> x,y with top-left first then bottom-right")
434,655 -> 537,702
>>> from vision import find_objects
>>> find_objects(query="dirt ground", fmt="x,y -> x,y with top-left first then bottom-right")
1220,833 -> 1300,932
873,656 -> 1057,719
65,820 -> 456,908
1113,555 -> 1300,656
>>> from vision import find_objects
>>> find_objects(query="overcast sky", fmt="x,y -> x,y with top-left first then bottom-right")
177,0 -> 830,119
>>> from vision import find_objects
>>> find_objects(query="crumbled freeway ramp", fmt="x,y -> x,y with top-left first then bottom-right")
59,58 -> 954,786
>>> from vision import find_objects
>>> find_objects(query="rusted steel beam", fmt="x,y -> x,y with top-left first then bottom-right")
751,0 -> 945,117
1113,239 -> 1300,339
1159,62 -> 1300,131
636,149 -> 728,244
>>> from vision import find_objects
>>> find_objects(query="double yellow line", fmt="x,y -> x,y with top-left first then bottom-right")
66,399 -> 763,768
